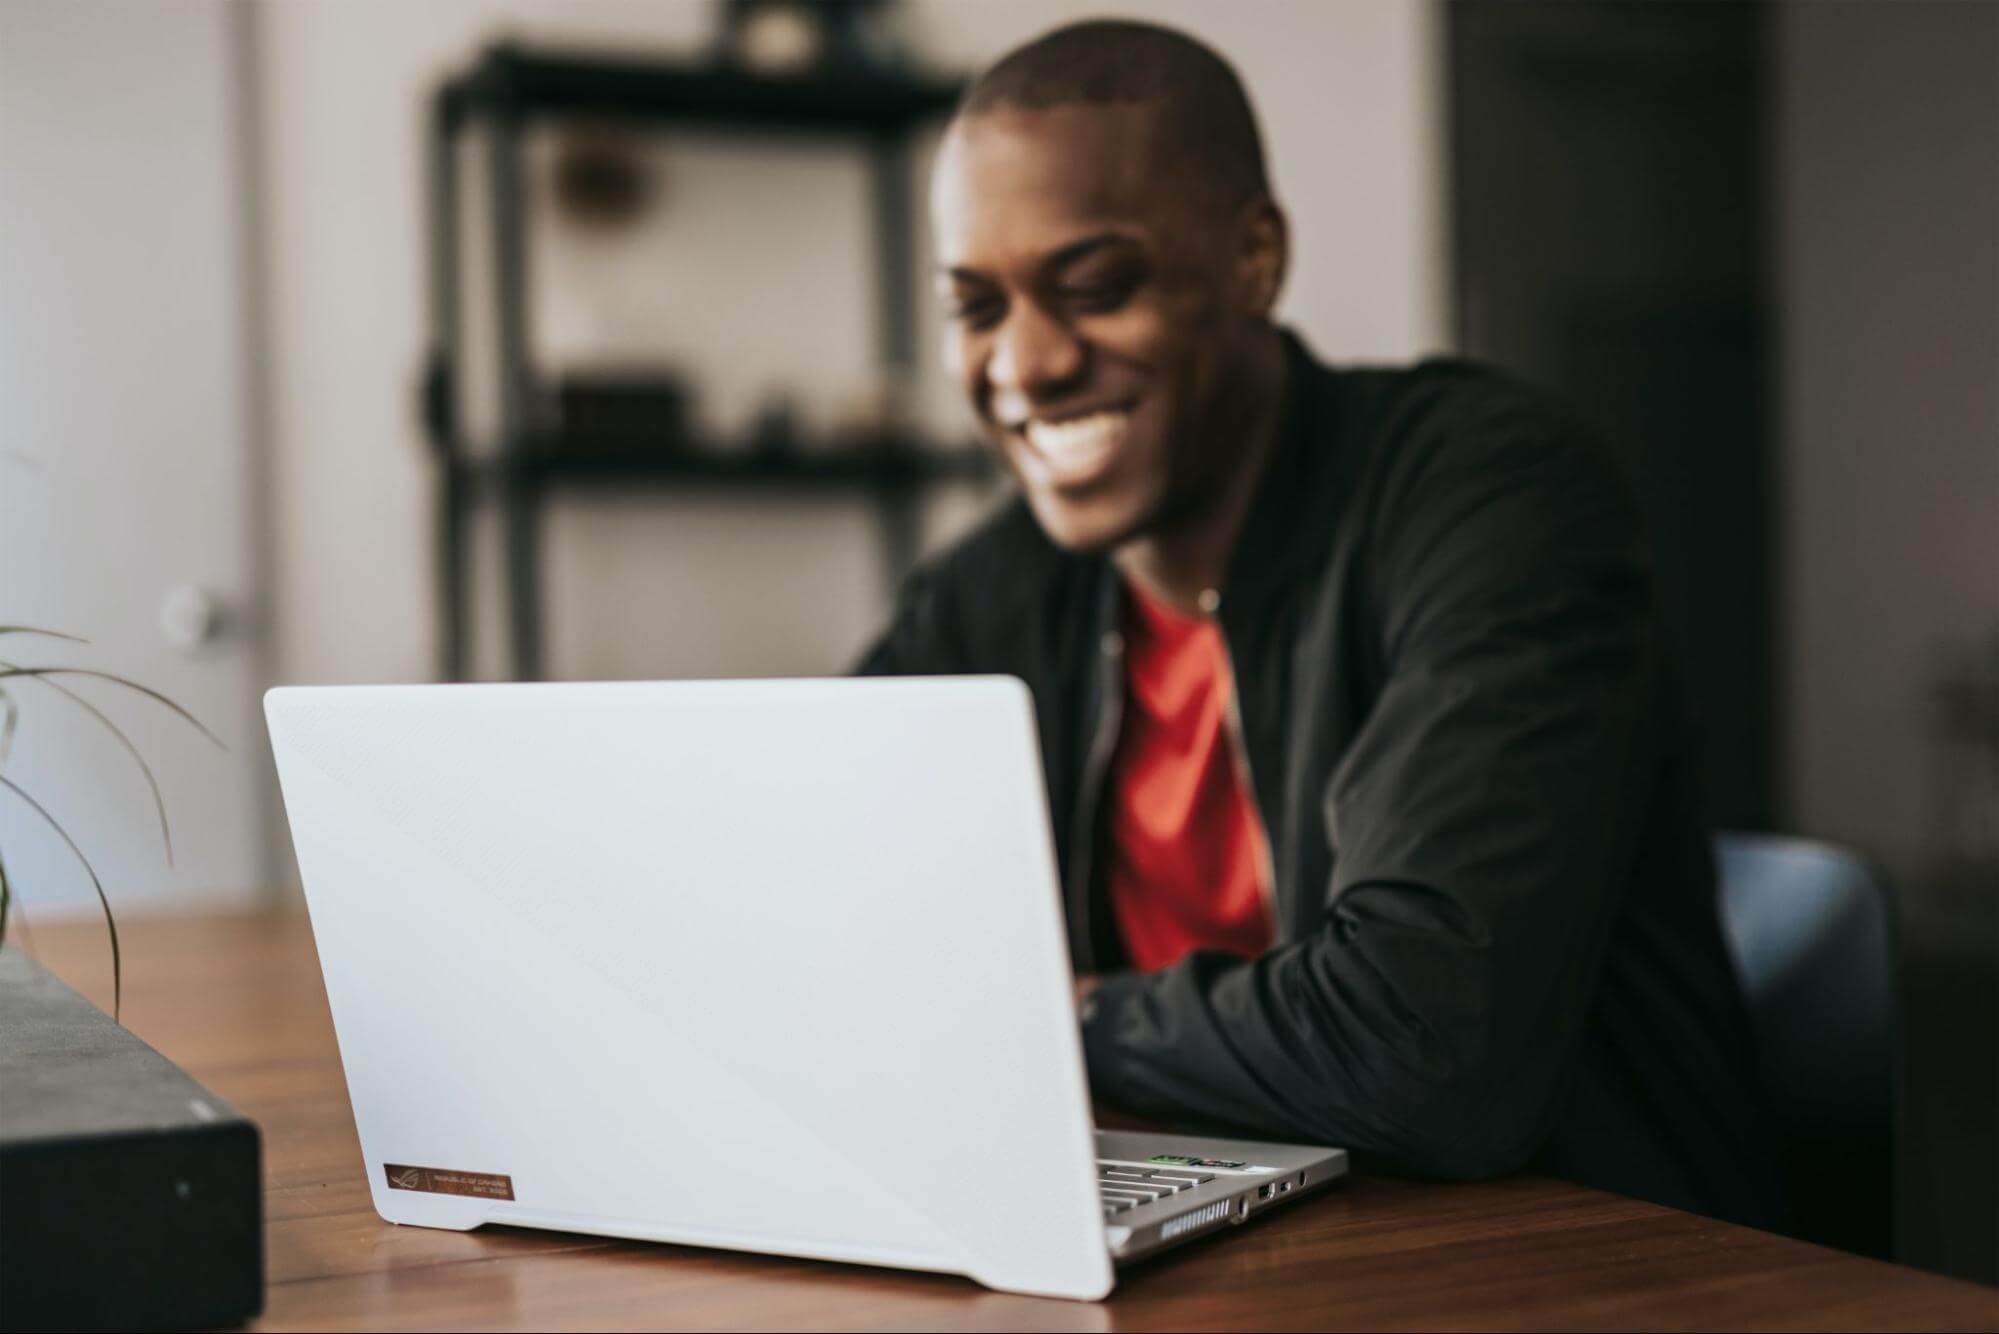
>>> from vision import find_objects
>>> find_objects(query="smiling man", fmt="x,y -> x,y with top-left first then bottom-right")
861,20 -> 1781,1227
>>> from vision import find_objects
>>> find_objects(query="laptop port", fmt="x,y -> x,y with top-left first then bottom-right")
1257,1183 -> 1274,1200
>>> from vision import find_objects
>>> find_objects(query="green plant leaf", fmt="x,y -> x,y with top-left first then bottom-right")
0,627 -> 88,643
0,684 -> 15,770
0,774 -> 119,1021
0,658 -> 175,865
0,667 -> 224,750
1,850 -> 37,960
0,844 -> 26,959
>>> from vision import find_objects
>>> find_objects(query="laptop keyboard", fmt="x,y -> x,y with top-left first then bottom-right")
1098,1161 -> 1218,1217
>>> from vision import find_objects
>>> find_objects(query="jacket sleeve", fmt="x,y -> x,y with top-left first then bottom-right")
1079,418 -> 1666,1179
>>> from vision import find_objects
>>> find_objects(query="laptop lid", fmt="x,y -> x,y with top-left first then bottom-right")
266,678 -> 1113,1300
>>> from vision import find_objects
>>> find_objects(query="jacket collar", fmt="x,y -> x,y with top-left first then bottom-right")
1219,327 -> 1345,600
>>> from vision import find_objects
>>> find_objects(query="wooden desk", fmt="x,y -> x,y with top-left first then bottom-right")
25,912 -> 1997,1331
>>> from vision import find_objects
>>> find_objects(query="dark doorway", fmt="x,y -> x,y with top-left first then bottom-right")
1448,1 -> 1774,831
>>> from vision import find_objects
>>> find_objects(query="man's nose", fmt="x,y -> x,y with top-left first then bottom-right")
987,301 -> 1085,409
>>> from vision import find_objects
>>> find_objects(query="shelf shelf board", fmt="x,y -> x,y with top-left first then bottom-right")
450,440 -> 994,490
450,45 -> 964,135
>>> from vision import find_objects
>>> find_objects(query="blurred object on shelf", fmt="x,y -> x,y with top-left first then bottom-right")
750,392 -> 800,457
1930,628 -> 1999,760
550,369 -> 692,452
549,126 -> 655,231
717,0 -> 911,77
725,1 -> 818,74
827,367 -> 917,448
1927,627 -> 1999,913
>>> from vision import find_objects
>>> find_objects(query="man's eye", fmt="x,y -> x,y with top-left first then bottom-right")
1060,276 -> 1138,313
947,295 -> 1004,330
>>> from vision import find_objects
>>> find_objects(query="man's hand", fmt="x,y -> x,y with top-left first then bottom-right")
1074,974 -> 1102,1011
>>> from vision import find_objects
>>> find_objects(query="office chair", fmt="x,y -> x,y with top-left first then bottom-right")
1714,832 -> 1897,1259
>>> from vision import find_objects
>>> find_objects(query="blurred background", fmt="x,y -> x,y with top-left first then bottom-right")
1,0 -> 1992,1286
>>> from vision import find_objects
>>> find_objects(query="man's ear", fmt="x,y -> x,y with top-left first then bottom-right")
1236,198 -> 1289,318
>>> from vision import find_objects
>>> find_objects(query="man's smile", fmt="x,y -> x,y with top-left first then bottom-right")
1005,403 -> 1139,490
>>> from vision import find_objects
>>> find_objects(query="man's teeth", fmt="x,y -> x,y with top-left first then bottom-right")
1024,410 -> 1129,470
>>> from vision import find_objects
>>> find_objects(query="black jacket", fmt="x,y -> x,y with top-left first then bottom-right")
859,332 -> 1781,1227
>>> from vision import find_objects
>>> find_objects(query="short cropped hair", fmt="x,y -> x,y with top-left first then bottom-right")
957,19 -> 1272,213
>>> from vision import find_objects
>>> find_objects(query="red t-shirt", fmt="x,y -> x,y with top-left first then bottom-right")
1106,583 -> 1276,973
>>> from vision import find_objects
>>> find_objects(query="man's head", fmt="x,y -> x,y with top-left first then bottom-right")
932,20 -> 1289,553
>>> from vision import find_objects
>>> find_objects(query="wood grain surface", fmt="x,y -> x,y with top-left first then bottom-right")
19,911 -> 1997,1332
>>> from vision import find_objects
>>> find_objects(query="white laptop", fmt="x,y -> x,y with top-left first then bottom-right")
266,677 -> 1345,1300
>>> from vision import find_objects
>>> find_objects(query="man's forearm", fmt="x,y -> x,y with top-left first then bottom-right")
1077,926 -> 1579,1178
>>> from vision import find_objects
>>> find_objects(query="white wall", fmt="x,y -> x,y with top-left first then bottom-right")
0,0 -> 268,919
251,0 -> 1447,691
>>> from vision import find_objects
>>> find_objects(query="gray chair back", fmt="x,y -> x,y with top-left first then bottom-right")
1714,832 -> 1896,1257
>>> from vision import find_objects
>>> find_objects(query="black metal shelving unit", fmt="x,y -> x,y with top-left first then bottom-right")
422,43 -> 980,681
